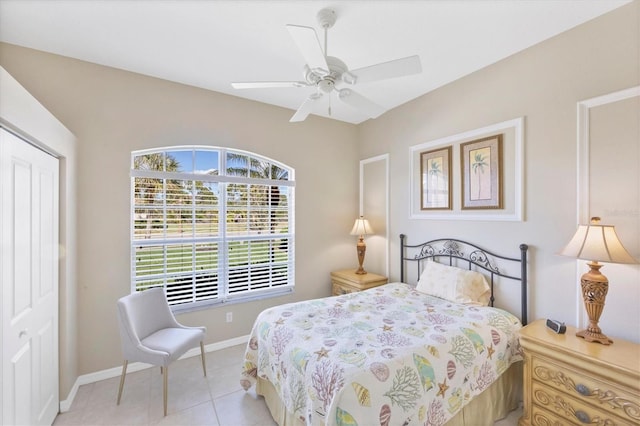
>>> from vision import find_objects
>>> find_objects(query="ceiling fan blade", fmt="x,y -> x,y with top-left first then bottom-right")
286,24 -> 329,73
290,93 -> 323,122
338,89 -> 385,118
347,55 -> 422,85
231,81 -> 308,89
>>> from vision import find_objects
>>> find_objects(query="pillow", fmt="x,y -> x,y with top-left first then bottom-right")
416,261 -> 491,306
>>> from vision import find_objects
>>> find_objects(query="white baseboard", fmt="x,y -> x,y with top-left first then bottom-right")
59,335 -> 250,412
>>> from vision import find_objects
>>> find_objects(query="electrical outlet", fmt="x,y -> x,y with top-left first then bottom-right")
226,312 -> 232,323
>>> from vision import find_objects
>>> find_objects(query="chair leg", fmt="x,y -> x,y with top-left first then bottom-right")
163,365 -> 168,416
200,341 -> 207,377
117,360 -> 128,405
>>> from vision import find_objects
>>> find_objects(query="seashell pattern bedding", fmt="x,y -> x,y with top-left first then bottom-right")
241,282 -> 523,426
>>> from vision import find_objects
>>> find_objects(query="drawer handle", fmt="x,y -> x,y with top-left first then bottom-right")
575,384 -> 591,396
575,410 -> 590,423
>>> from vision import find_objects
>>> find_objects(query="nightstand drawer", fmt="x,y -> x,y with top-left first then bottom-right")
330,270 -> 387,296
531,381 -> 627,425
332,282 -> 357,296
531,356 -> 639,423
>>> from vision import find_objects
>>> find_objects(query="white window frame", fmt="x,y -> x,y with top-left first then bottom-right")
130,146 -> 295,312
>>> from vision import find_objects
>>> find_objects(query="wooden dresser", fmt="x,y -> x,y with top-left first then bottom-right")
518,319 -> 640,425
330,269 -> 387,296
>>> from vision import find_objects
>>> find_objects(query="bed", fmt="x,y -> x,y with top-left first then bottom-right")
241,235 -> 529,426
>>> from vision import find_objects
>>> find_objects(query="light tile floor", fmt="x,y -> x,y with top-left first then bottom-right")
53,344 -> 522,426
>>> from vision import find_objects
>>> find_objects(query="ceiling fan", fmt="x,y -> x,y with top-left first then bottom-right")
231,8 -> 422,122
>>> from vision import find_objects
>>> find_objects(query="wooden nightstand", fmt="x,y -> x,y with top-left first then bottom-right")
330,269 -> 388,296
518,319 -> 640,426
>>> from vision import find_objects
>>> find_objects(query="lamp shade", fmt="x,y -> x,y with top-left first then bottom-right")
559,218 -> 637,264
350,216 -> 374,236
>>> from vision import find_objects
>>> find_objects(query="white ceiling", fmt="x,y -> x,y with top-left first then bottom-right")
0,0 -> 630,124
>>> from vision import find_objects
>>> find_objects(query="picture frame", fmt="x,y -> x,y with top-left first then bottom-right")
420,146 -> 452,210
409,117 -> 523,221
461,134 -> 503,209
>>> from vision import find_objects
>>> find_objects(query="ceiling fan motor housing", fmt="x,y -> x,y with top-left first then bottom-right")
304,56 -> 347,92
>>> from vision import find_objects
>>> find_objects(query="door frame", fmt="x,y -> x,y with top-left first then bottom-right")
1,127 -> 60,425
1,66 -> 77,415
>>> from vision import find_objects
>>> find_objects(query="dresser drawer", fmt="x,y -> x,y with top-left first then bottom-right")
531,356 -> 640,423
531,381 -> 630,425
519,320 -> 640,426
529,405 -> 570,426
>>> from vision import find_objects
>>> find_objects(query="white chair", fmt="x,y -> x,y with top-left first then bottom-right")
116,287 -> 206,416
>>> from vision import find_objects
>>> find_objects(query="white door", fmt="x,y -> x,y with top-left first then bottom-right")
1,128 -> 59,426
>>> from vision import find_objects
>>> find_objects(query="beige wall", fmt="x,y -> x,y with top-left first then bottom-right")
0,44 -> 360,388
0,0 -> 638,403
358,2 -> 639,341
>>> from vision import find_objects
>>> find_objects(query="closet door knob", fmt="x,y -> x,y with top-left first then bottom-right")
19,329 -> 28,338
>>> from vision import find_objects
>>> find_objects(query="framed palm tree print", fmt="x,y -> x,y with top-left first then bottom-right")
420,146 -> 452,210
461,134 -> 503,209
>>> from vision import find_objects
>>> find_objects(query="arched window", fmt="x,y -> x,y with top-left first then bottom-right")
130,146 -> 295,311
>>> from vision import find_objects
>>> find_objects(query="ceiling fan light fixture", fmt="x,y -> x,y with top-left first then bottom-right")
338,88 -> 353,99
318,79 -> 334,93
342,71 -> 357,85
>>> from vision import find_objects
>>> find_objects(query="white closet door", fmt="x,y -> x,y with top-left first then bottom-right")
1,128 -> 59,425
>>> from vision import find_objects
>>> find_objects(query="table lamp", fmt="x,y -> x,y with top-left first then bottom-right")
558,217 -> 637,344
350,216 -> 374,274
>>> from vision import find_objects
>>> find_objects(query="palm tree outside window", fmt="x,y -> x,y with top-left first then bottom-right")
131,146 -> 295,311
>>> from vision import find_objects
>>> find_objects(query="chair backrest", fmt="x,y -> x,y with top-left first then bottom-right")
116,288 -> 178,353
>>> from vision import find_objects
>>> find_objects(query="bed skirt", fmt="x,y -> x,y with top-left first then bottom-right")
256,361 -> 522,426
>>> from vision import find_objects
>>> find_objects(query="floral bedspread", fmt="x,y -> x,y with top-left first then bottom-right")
241,283 -> 523,426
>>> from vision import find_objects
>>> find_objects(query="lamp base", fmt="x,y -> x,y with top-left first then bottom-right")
577,262 -> 613,345
355,267 -> 367,275
576,329 -> 613,345
355,237 -> 367,275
